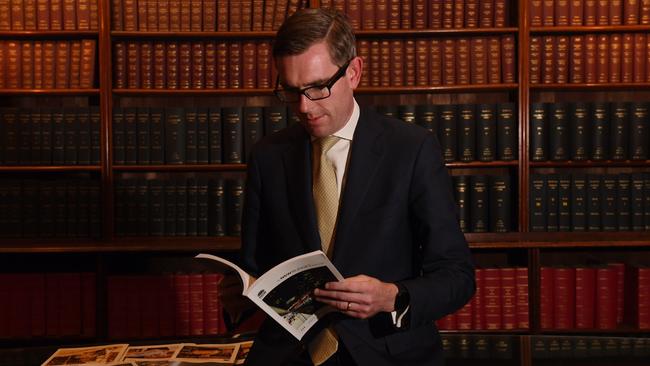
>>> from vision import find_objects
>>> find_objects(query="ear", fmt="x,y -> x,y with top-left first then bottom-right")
347,56 -> 364,89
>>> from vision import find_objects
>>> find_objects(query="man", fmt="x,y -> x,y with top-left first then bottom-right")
240,8 -> 475,366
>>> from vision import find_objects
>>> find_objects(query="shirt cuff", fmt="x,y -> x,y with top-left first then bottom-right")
390,305 -> 410,329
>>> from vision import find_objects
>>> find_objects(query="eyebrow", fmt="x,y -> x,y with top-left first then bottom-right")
281,78 -> 330,90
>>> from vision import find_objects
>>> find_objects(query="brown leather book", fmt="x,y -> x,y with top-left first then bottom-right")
453,0 -> 464,28
137,0 -> 147,30
428,0 -> 441,28
178,41 -> 192,89
32,41 -> 42,88
140,41 -> 153,89
156,0 -> 169,31
357,40 -> 370,86
413,0 -> 426,29
442,39 -> 456,85
180,0 -> 190,31
569,0 -> 583,24
555,0 -> 569,25
542,0 -> 554,25
68,40 -> 81,88
42,40 -> 56,88
369,40 -> 381,86
555,35 -> 569,83
471,37 -> 488,84
442,0 -> 453,28
153,41 -> 166,89
169,0 -> 181,31
642,0 -> 650,24
529,36 -> 542,84
126,41 -> 140,89
584,34 -> 597,83
192,42 -> 205,89
530,0 -> 542,26
633,33 -> 646,82
404,39 -> 416,86
623,0 -> 639,23
609,34 -> 622,83
376,0 -> 388,29
50,0 -> 63,29
596,0 -> 609,25
261,0 -> 274,31
0,42 -> 5,88
622,33 -> 635,82
204,41 -> 216,88
55,41 -> 69,88
494,0 -> 507,26
242,41 -> 256,89
11,0 -> 24,30
113,42 -> 126,88
610,0 -> 623,24
347,0 -> 361,30
190,0 -> 202,31
596,34 -> 609,83
390,39 -> 404,86
77,0 -> 90,30
122,0 -> 137,31
480,0 -> 494,27
456,38 -> 470,85
415,39 -> 428,86
216,41 -> 227,88
229,42 -> 242,88
584,0 -> 597,25
488,36 -> 502,83
6,40 -> 21,88
429,39 -> 442,85
241,0 -> 252,30
251,0 -> 263,30
646,35 -> 650,81
272,0 -> 288,30
146,0 -> 159,31
570,35 -> 584,83
501,35 -> 515,83
401,0 -> 412,28
465,0 -> 479,27
542,36 -> 555,84
166,41 -> 179,89
21,41 -> 34,88
24,0 -> 37,30
286,0 -> 300,19
256,41 -> 270,88
379,40 -> 390,87
88,0 -> 97,29
111,0 -> 122,30
0,0 -> 10,30
388,0 -> 400,29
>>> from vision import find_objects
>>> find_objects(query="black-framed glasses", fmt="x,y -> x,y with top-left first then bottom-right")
274,59 -> 352,103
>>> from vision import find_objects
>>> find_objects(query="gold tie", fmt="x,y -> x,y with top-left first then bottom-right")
309,136 -> 340,365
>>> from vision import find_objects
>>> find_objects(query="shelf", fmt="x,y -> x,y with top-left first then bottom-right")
440,329 -> 530,334
112,88 -> 274,96
466,232 -> 650,248
538,326 -> 650,335
530,83 -> 650,91
111,31 -> 276,38
356,27 -> 519,37
0,31 -> 99,38
0,237 -> 241,253
530,160 -> 650,168
356,84 -> 519,94
446,161 -> 519,168
0,166 -> 102,172
0,89 -> 100,95
530,25 -> 650,34
113,164 -> 247,171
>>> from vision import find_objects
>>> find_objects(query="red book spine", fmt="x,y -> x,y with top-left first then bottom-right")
453,0 -> 464,28
633,33 -> 646,82
494,0 -> 506,26
429,39 -> 442,85
472,268 -> 485,329
390,39 -> 404,86
584,34 -> 597,83
529,36 -> 542,84
415,39 -> 429,86
174,274 -> 190,336
609,34 -> 622,83
442,39 -> 456,85
465,0 -> 479,27
256,41 -> 271,89
455,38 -> 470,85
555,35 -> 569,83
159,274 -> 176,337
29,274 -> 46,337
585,0 -> 597,24
596,267 -> 618,329
611,0 -> 623,24
125,276 -> 142,338
376,0 -> 388,29
542,35 -> 555,84
107,276 -> 127,339
178,41 -> 192,89
153,41 -> 166,89
189,274 -> 204,336
169,0 -> 181,31
555,0 -> 569,25
204,41 -> 216,89
470,37 -> 488,84
10,274 -> 30,338
437,313 -> 457,330
229,41 -> 242,89
575,267 -> 596,329
412,0 -> 426,29
242,41 -> 256,89
530,0 -> 542,26
358,40 -> 370,87
191,41 -> 205,89
596,34 -> 609,83
597,0 -> 610,25
347,0 -> 361,30
542,0 -> 554,25
609,263 -> 626,325
479,0 -> 494,27
59,273 -> 81,337
45,274 -> 60,336
203,273 -> 221,335
570,0 -> 583,24
484,268 -> 502,330
428,0 -> 441,28
0,274 -> 9,338
638,267 -> 650,329
180,0 -> 190,31
487,36 -> 501,84
553,267 -> 576,329
455,300 -> 473,330
216,41 -> 228,89
642,0 -> 650,24
388,0 -> 400,29
126,41 -> 140,89
404,39 -> 416,86
139,41 -> 153,89
515,267 -> 529,329
540,267 -> 555,329
113,42 -> 126,89
501,268 -> 516,330
80,272 -> 95,337
137,0 -> 147,30
6,40 -> 22,89
140,275 -> 160,338
625,0 -> 640,24
570,35 -> 584,83
441,0 -> 453,28
361,0 -> 374,30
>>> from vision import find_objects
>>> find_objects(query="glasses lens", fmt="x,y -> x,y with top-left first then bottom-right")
304,86 -> 330,101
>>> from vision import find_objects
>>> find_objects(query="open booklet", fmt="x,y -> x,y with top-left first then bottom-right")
195,250 -> 344,340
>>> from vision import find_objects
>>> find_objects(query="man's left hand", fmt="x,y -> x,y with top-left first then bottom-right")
313,275 -> 398,319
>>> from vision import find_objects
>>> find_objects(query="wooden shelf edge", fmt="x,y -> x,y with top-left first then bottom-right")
356,27 -> 519,37
113,164 -> 247,171
0,31 -> 99,37
440,329 -> 530,334
530,160 -> 650,167
537,328 -> 650,335
357,84 -> 519,94
530,25 -> 650,33
0,89 -> 100,95
0,166 -> 102,172
112,88 -> 274,95
466,232 -> 650,248
0,237 -> 241,253
111,31 -> 276,38
530,83 -> 650,91
446,161 -> 519,168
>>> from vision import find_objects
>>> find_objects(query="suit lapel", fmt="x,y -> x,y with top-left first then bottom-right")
332,111 -> 386,264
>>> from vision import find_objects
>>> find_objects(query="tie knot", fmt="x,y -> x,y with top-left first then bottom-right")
317,136 -> 340,154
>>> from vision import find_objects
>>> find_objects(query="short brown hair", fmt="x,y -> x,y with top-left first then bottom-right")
272,8 -> 356,67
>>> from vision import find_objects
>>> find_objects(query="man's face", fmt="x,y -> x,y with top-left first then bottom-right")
275,42 -> 362,138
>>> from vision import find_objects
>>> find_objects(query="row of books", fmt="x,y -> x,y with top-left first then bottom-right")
531,335 -> 650,360
530,0 -> 650,26
452,175 -> 513,233
0,39 -> 97,89
113,40 -> 273,90
0,179 -> 101,238
324,0 -> 510,30
540,264 -> 650,330
108,273 -> 227,339
112,106 -> 294,165
111,0 -> 305,32
0,0 -> 100,31
114,177 -> 243,237
530,101 -> 650,162
529,173 -> 650,232
0,107 -> 101,166
0,272 -> 95,339
437,267 -> 529,330
442,334 -> 516,360
357,36 -> 516,87
529,33 -> 650,85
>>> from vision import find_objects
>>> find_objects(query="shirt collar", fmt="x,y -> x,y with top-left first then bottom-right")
334,99 -> 359,141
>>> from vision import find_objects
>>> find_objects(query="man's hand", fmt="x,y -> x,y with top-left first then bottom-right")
313,275 -> 399,319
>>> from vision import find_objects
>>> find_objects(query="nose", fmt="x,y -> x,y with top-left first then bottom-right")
298,94 -> 313,114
